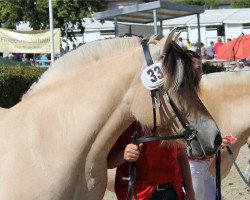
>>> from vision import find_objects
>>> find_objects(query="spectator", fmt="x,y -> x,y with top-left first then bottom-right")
39,53 -> 49,67
177,37 -> 186,49
234,57 -> 250,71
21,53 -> 29,64
214,38 -> 223,59
200,43 -> 207,60
7,53 -> 14,60
206,41 -> 215,59
186,39 -> 192,50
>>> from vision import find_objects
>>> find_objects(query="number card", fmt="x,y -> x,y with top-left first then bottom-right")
140,63 -> 165,90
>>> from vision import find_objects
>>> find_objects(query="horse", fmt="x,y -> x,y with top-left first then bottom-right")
197,71 -> 250,179
245,137 -> 250,185
106,71 -> 250,193
0,29 -> 221,200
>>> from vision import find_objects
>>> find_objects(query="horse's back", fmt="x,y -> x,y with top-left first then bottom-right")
0,107 -> 8,120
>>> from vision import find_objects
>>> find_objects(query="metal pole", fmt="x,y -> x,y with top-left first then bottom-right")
153,9 -> 157,35
160,20 -> 163,35
114,17 -> 118,37
49,0 -> 55,64
197,13 -> 201,56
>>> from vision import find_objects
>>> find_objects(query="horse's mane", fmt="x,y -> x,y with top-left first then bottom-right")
23,36 -> 141,97
201,71 -> 250,88
162,41 -> 200,93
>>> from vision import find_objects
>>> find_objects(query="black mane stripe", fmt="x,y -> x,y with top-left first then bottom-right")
162,41 -> 200,92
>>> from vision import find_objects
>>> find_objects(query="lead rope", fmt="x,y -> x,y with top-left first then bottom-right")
226,145 -> 250,190
215,150 -> 221,200
126,41 -> 158,200
126,41 -> 200,200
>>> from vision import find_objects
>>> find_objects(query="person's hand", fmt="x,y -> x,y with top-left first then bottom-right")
220,137 -> 231,150
124,143 -> 143,162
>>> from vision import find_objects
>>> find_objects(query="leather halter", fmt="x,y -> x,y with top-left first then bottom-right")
126,41 -> 199,200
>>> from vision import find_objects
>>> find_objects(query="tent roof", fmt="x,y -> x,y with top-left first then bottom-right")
94,0 -> 204,24
163,8 -> 250,27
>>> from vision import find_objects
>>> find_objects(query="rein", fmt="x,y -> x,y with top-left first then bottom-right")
126,41 -> 199,200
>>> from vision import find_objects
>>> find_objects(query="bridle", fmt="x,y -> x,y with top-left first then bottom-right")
126,40 -> 200,200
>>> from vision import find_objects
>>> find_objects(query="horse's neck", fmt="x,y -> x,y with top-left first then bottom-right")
18,47 -> 143,162
199,72 -> 250,137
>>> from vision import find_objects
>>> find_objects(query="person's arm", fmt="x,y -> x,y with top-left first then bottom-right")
177,148 -> 195,200
107,143 -> 143,169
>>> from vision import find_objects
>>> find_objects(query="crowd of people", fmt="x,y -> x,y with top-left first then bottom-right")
1,42 -> 83,67
176,37 -> 250,71
2,52 -> 51,67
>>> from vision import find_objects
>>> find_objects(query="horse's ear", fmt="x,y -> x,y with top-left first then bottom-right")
148,35 -> 164,45
159,27 -> 177,56
173,31 -> 181,41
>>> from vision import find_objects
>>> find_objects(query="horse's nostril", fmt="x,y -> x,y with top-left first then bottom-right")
215,133 -> 222,146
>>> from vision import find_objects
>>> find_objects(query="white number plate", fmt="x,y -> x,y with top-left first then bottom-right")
140,63 -> 165,90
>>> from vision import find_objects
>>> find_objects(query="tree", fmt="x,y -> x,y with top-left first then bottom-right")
0,0 -> 104,41
174,0 -> 219,9
231,0 -> 250,8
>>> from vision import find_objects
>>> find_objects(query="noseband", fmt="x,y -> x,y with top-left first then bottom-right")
126,41 -> 200,200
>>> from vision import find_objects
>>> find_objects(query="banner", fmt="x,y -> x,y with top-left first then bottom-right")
0,28 -> 60,54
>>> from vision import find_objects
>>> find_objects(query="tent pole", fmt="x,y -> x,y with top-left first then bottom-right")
114,17 -> 118,37
153,9 -> 158,34
197,13 -> 201,56
49,0 -> 54,64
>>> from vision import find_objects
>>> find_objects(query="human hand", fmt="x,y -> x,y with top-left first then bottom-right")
124,143 -> 143,162
220,137 -> 231,150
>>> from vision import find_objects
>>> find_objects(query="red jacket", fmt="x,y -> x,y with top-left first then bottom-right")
113,122 -> 185,200
214,41 -> 223,56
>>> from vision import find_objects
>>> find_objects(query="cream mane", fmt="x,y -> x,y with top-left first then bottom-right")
200,71 -> 250,89
24,37 -> 141,97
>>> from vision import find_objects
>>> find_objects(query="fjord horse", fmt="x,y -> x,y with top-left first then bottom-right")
198,72 -> 250,179
107,71 -> 250,193
0,30 -> 221,200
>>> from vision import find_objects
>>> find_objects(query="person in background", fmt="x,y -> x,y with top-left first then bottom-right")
21,53 -> 29,64
186,39 -> 192,50
234,57 -> 250,71
177,37 -> 186,49
186,49 -> 231,200
39,53 -> 49,67
206,41 -> 215,59
214,38 -> 223,59
200,43 -> 207,60
108,121 -> 195,200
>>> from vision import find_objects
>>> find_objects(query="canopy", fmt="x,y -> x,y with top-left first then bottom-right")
94,0 -> 204,24
217,34 -> 250,60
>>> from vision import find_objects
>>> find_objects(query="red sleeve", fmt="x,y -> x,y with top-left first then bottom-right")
111,121 -> 141,151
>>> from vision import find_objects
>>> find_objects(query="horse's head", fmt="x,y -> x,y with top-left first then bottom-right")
130,28 -> 222,157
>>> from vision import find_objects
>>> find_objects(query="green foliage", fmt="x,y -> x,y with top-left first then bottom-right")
175,0 -> 219,9
0,0 -> 103,41
231,0 -> 250,8
175,0 -> 204,5
0,66 -> 46,108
